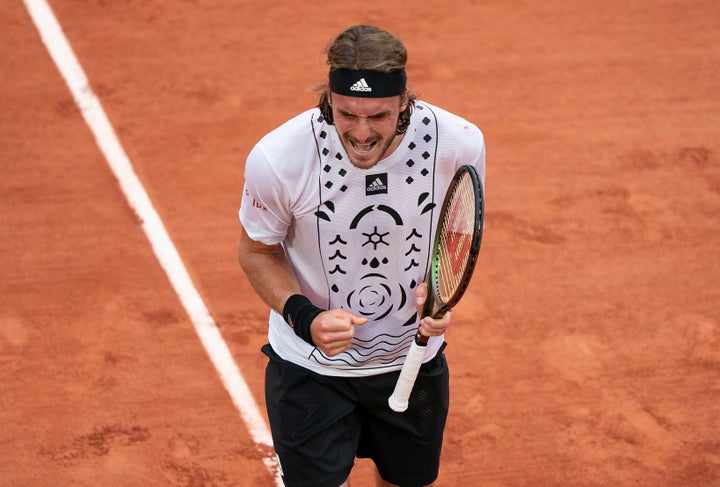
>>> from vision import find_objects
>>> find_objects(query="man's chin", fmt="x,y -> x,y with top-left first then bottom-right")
348,155 -> 381,169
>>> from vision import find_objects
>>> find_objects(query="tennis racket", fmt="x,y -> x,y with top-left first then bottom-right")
388,164 -> 484,412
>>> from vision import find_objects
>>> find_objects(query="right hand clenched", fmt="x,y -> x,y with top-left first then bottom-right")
310,309 -> 368,357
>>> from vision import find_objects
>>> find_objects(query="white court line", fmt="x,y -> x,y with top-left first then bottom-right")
23,1 -> 281,484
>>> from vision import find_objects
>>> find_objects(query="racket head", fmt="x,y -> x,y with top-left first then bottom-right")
424,165 -> 484,318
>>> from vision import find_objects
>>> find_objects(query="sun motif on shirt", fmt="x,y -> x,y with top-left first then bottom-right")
362,226 -> 390,250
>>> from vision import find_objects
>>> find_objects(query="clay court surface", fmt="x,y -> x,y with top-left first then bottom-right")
2,1 -> 720,485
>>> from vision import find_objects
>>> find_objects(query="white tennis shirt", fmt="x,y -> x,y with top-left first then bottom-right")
240,101 -> 485,377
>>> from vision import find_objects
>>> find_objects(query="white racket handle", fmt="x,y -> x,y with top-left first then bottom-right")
388,339 -> 427,412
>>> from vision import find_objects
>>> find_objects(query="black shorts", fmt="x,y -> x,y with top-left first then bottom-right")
262,344 -> 449,487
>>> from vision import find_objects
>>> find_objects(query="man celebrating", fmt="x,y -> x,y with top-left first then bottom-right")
238,24 -> 485,487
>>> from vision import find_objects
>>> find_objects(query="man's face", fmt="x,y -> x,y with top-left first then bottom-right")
329,92 -> 408,169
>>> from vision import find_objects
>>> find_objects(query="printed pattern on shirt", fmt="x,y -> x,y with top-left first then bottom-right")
308,104 -> 440,370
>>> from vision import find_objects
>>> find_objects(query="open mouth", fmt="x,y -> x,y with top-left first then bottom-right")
351,140 -> 377,155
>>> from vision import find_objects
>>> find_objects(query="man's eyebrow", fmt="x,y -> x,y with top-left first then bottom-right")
338,108 -> 392,118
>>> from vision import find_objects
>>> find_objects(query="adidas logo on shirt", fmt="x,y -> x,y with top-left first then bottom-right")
350,78 -> 372,92
365,173 -> 388,195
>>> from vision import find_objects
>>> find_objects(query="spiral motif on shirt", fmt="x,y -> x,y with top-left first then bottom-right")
346,272 -> 406,321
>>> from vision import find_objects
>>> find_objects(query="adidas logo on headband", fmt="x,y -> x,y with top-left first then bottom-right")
349,78 -> 372,92
329,69 -> 406,98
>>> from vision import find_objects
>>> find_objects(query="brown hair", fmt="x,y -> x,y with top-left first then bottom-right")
317,25 -> 417,135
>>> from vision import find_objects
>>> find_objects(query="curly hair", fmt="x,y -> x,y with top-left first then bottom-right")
317,25 -> 417,135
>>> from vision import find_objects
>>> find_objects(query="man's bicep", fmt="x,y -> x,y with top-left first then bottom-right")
238,226 -> 283,259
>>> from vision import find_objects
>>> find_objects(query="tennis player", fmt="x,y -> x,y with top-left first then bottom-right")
238,24 -> 485,487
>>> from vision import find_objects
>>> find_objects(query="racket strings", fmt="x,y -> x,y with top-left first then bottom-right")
435,174 -> 476,303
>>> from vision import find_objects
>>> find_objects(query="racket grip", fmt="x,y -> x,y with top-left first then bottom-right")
388,338 -> 427,412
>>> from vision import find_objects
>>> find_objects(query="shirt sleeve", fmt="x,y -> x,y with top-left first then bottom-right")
465,123 -> 486,191
444,116 -> 486,191
239,143 -> 293,246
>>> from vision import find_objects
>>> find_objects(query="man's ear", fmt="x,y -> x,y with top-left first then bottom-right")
400,89 -> 409,111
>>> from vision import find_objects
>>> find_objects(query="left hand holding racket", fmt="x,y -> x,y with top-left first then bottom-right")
388,164 -> 484,413
414,283 -> 452,338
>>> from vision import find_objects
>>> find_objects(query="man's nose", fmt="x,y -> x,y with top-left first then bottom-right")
353,118 -> 373,142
